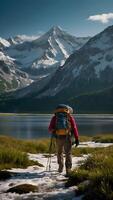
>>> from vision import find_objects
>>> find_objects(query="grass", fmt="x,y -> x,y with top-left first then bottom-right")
0,135 -> 59,170
0,135 -> 51,154
72,147 -> 102,157
0,146 -> 42,170
79,135 -> 92,142
67,145 -> 113,200
2,135 -> 58,154
0,135 -> 50,170
92,134 -> 113,143
0,132 -> 113,196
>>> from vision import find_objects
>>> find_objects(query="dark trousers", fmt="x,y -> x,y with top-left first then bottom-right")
56,135 -> 72,169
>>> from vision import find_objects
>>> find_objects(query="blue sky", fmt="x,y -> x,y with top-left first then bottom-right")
0,0 -> 113,38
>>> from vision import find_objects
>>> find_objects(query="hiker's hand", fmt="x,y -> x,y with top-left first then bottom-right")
72,138 -> 79,146
75,139 -> 79,147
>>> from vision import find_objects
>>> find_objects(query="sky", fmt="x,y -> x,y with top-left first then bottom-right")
0,0 -> 113,38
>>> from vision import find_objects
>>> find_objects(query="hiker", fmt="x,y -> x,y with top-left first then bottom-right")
48,104 -> 79,176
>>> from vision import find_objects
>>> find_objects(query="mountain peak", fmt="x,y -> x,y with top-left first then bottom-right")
47,26 -> 63,36
50,26 -> 62,31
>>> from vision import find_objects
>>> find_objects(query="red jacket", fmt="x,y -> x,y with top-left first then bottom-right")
48,114 -> 79,139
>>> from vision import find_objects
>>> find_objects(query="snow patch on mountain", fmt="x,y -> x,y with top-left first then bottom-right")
0,51 -> 15,62
55,38 -> 70,58
33,57 -> 58,69
47,36 -> 64,60
0,37 -> 10,48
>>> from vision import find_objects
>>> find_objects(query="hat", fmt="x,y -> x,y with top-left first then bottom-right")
55,104 -> 73,114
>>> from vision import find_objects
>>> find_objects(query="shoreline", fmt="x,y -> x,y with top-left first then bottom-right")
0,113 -> 113,116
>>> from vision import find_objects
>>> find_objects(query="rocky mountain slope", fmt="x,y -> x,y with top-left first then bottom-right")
6,26 -> 90,77
33,25 -> 113,99
0,51 -> 32,92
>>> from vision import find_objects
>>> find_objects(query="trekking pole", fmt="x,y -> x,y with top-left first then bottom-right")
46,136 -> 53,171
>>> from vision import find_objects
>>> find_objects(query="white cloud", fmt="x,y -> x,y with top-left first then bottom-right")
16,34 -> 41,41
88,13 -> 113,24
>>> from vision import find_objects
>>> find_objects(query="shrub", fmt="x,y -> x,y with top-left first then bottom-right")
79,136 -> 92,142
83,167 -> 113,200
65,169 -> 89,187
93,134 -> 113,143
72,147 -> 101,157
67,146 -> 113,200
0,146 -> 42,170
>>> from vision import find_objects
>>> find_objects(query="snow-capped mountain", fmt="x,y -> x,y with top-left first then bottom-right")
0,51 -> 32,92
6,26 -> 90,77
30,25 -> 113,99
1,25 -> 113,113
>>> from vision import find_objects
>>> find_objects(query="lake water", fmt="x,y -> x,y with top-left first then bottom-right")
0,114 -> 113,139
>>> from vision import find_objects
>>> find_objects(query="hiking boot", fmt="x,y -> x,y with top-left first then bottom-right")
65,168 -> 71,177
58,165 -> 63,173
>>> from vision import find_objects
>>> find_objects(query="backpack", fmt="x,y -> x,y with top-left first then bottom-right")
55,112 -> 71,135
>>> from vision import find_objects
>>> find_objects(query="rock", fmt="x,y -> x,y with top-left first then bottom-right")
9,183 -> 15,187
33,166 -> 39,170
7,184 -> 38,194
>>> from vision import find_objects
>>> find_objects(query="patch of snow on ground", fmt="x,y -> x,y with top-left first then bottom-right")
78,141 -> 113,148
0,142 -> 112,200
0,153 -> 87,200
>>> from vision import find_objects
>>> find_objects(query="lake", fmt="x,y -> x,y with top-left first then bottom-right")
0,114 -> 113,139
